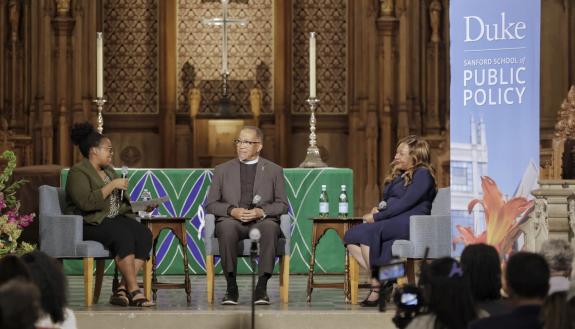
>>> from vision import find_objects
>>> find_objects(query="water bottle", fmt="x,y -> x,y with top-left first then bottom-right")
319,185 -> 329,217
139,189 -> 152,218
338,185 -> 348,218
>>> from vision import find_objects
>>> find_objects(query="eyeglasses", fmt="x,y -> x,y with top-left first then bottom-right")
98,146 -> 114,153
233,139 -> 260,146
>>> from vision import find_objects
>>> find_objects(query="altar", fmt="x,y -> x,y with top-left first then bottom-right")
60,167 -> 353,275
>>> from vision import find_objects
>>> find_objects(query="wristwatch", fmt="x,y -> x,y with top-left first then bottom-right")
226,205 -> 234,216
257,207 -> 267,219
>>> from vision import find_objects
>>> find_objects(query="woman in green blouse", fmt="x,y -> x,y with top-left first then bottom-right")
65,122 -> 153,307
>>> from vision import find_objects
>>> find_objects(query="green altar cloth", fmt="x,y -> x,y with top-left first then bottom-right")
60,168 -> 353,275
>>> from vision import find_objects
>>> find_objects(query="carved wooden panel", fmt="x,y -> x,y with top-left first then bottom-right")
177,0 -> 273,114
103,0 -> 159,114
292,0 -> 347,114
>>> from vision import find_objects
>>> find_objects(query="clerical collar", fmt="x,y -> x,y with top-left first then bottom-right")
239,157 -> 259,165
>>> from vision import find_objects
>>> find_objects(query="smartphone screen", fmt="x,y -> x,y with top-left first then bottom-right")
400,292 -> 418,306
378,262 -> 405,281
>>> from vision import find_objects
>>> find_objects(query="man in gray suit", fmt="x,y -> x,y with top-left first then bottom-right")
206,126 -> 289,305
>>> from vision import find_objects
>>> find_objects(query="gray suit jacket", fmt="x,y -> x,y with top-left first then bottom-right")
205,157 -> 289,220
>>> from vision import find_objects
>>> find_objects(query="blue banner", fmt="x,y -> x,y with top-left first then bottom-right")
450,0 -> 540,254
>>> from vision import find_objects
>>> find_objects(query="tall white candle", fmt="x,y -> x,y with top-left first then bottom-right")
309,32 -> 316,98
96,32 -> 104,98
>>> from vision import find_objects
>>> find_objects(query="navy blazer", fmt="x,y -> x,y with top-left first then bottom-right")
373,167 -> 436,222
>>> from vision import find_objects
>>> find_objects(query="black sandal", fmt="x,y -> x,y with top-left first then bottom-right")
128,289 -> 155,307
359,286 -> 380,307
109,287 -> 129,307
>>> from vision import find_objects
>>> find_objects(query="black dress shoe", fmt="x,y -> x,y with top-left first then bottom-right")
221,286 -> 239,305
254,286 -> 270,305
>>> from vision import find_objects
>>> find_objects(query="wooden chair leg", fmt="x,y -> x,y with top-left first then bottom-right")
349,257 -> 359,305
206,255 -> 215,304
144,258 -> 153,300
83,257 -> 94,306
279,255 -> 290,303
93,259 -> 105,304
112,263 -> 119,293
406,259 -> 416,284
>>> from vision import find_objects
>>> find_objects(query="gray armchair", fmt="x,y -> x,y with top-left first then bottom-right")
391,187 -> 452,283
39,185 -> 119,306
203,214 -> 291,304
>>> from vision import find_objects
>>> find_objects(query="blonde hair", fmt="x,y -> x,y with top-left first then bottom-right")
384,135 -> 437,187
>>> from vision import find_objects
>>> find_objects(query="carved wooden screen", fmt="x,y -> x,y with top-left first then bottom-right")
177,0 -> 273,114
292,0 -> 347,114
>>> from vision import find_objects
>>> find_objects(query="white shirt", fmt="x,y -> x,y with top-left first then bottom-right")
548,276 -> 570,295
35,308 -> 77,329
240,157 -> 259,165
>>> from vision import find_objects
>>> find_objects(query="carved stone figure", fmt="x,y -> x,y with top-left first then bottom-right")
429,0 -> 442,43
380,0 -> 394,17
520,198 -> 548,252
9,0 -> 20,41
56,0 -> 72,17
249,88 -> 262,117
189,88 -> 201,117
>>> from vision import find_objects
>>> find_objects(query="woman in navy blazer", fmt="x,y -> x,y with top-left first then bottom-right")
344,135 -> 437,307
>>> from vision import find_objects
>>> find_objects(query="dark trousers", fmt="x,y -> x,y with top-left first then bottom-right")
83,215 -> 153,260
215,217 -> 280,275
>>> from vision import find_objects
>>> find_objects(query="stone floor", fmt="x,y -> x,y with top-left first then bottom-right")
69,275 -> 398,329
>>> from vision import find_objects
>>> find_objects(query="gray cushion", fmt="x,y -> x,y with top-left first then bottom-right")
39,185 -> 112,259
431,188 -> 450,216
391,240 -> 414,258
392,188 -> 452,259
75,241 -> 111,258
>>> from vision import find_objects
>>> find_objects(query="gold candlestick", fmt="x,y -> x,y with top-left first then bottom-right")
93,97 -> 107,134
299,98 -> 327,168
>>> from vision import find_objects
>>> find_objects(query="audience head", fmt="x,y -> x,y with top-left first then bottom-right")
461,243 -> 502,302
0,279 -> 40,329
0,254 -> 31,285
419,257 -> 477,329
21,251 -> 68,324
539,239 -> 573,277
235,126 -> 263,162
70,122 -> 112,166
505,252 -> 550,301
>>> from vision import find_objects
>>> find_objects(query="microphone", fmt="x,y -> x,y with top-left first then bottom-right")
249,228 -> 261,253
249,227 -> 261,242
378,200 -> 387,211
248,194 -> 262,210
120,166 -> 128,200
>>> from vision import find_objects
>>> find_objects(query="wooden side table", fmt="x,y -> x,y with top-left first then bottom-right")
142,217 -> 191,304
307,217 -> 363,304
